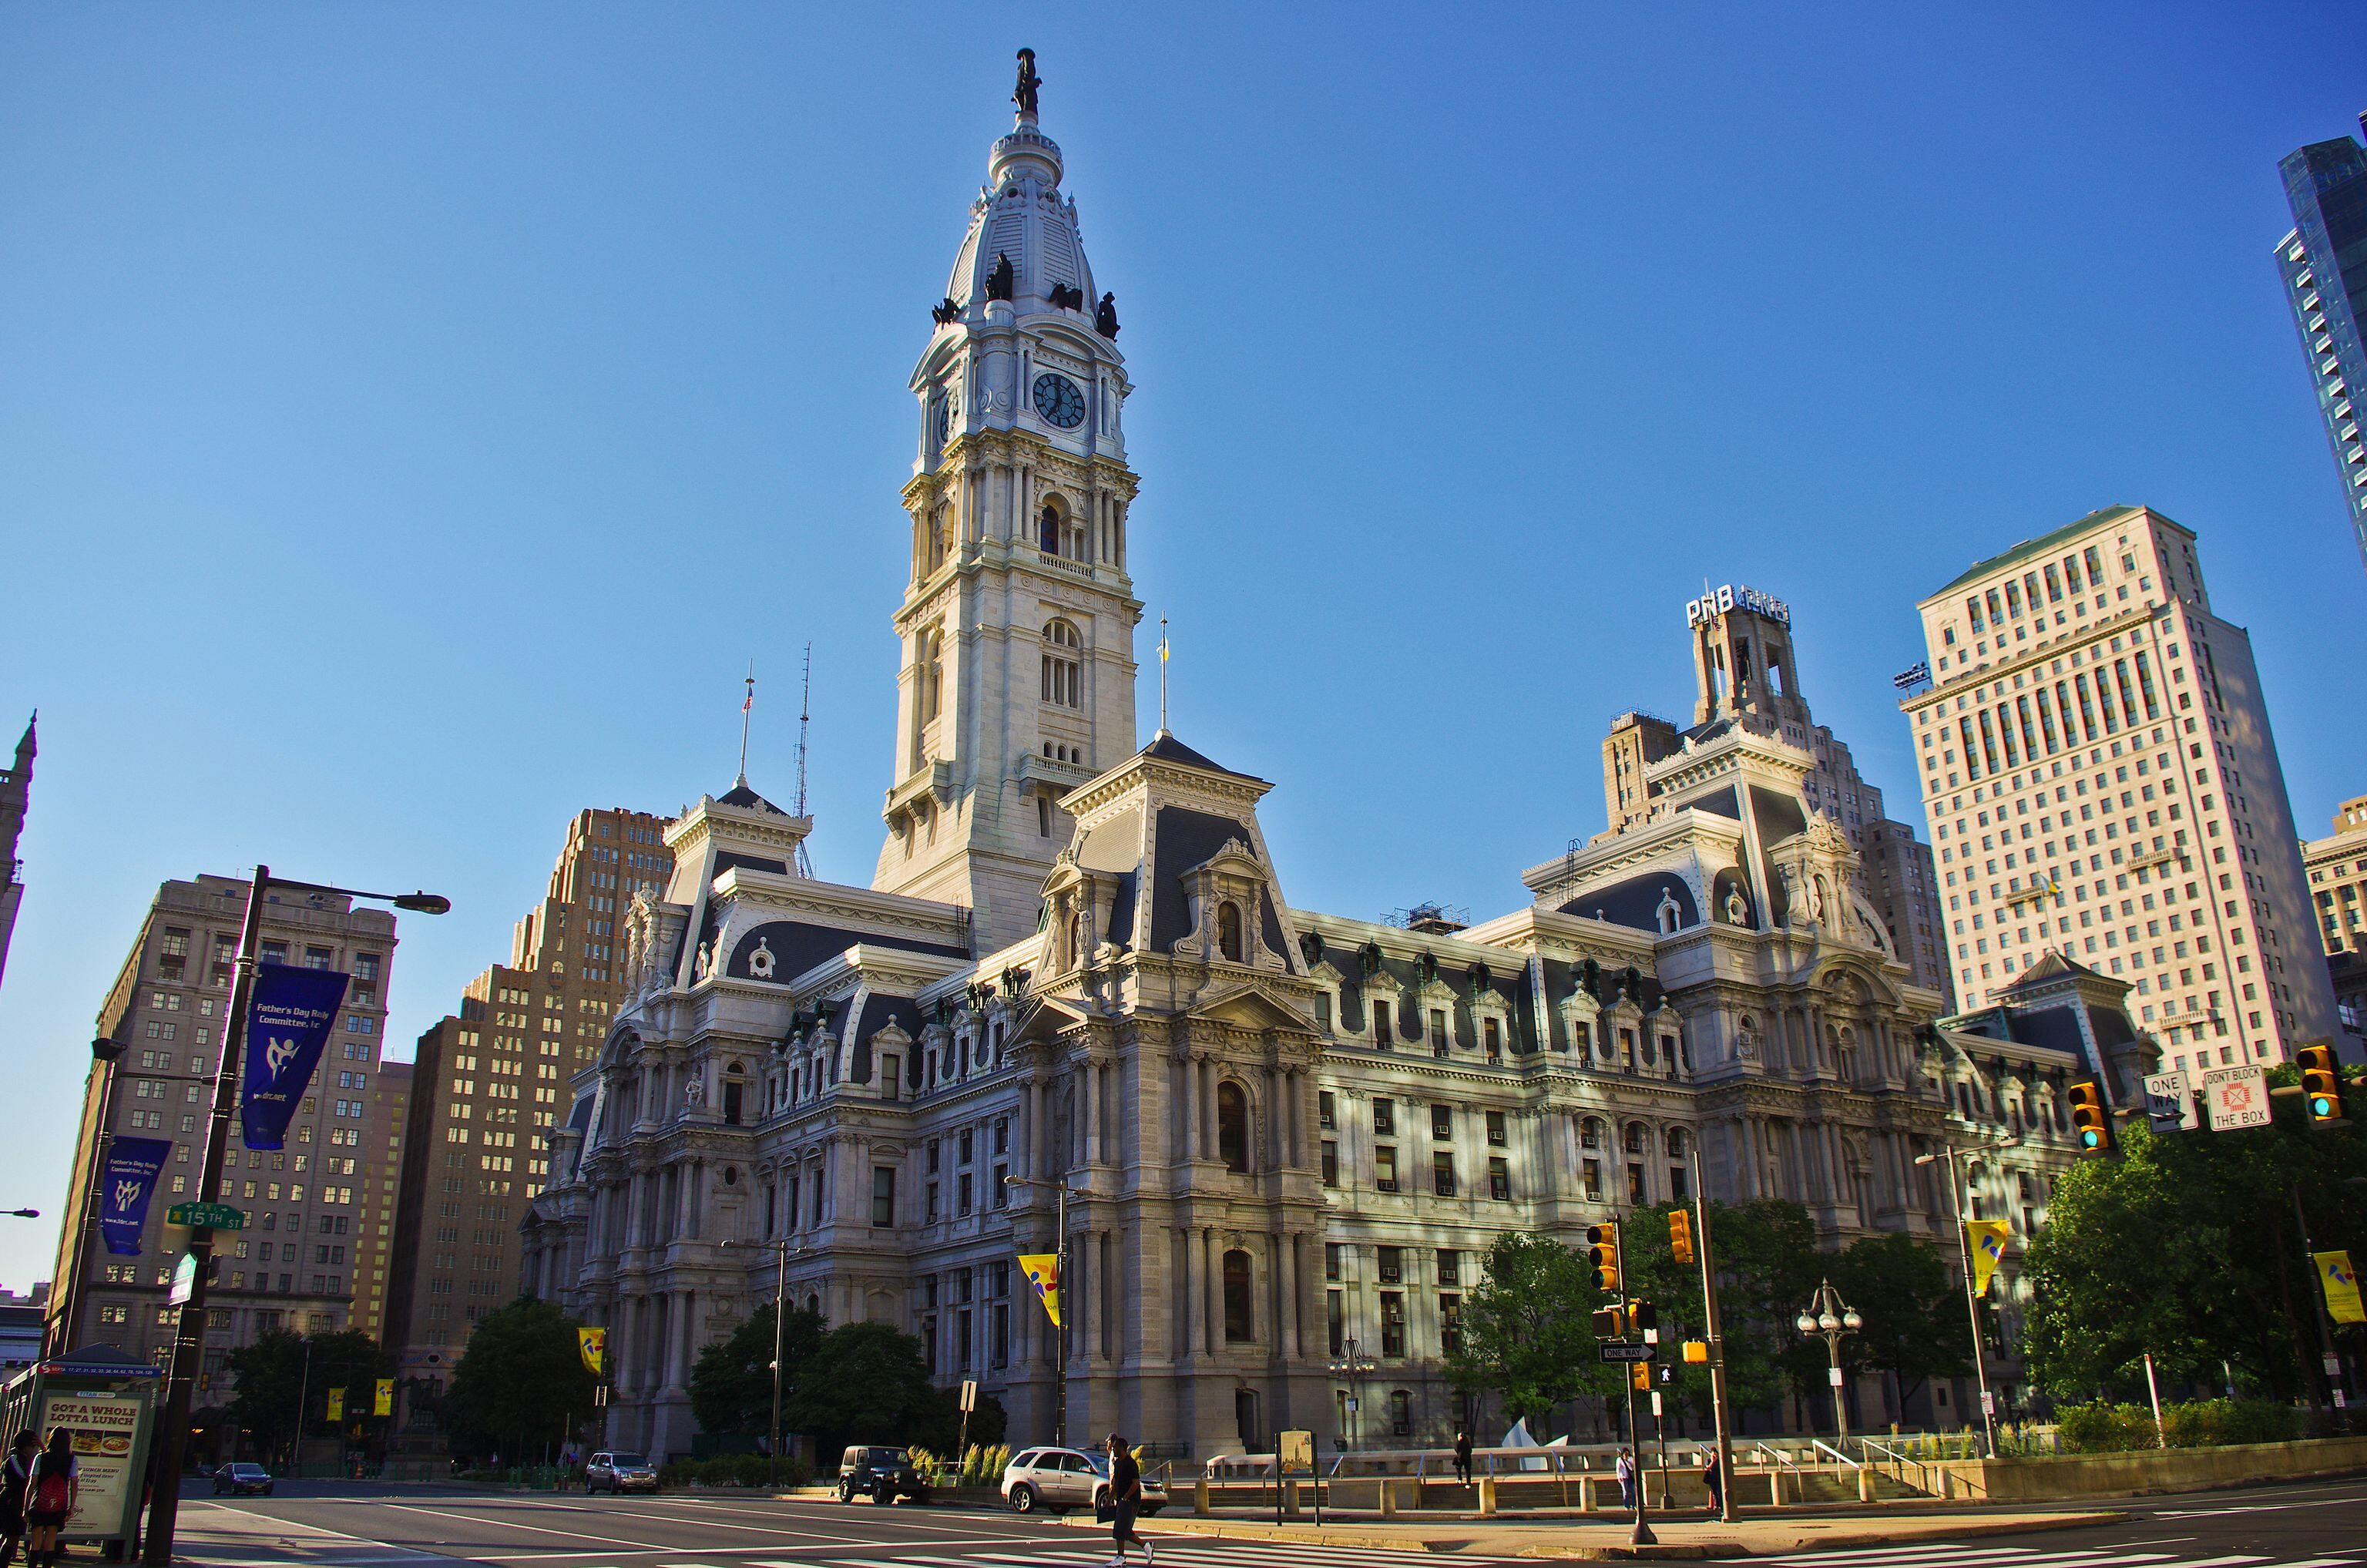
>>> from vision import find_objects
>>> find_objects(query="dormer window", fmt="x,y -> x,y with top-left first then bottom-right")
1217,902 -> 1243,962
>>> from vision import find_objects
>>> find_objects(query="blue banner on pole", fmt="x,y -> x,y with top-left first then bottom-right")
239,963 -> 351,1150
99,1137 -> 174,1256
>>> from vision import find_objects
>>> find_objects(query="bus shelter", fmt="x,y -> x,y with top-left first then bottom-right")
0,1346 -> 162,1562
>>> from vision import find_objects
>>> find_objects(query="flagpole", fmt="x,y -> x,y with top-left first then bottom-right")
738,663 -> 756,787
1158,619 -> 1169,734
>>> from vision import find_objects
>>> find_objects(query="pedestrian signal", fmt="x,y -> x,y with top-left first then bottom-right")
1682,1340 -> 1709,1363
2299,1043 -> 2349,1126
1592,1304 -> 1628,1338
1668,1208 -> 1696,1265
1630,1300 -> 1659,1336
1586,1221 -> 1621,1293
2067,1080 -> 2113,1156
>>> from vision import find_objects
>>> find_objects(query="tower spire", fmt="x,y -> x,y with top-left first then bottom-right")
737,663 -> 755,788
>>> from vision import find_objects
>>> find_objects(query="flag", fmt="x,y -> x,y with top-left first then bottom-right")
1966,1220 -> 2011,1298
374,1378 -> 394,1416
240,963 -> 351,1150
326,1388 -> 344,1422
2318,1251 -> 2365,1325
579,1326 -> 606,1375
98,1137 -> 174,1256
1018,1253 -> 1061,1328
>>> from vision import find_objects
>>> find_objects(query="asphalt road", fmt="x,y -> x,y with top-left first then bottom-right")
163,1472 -> 2367,1568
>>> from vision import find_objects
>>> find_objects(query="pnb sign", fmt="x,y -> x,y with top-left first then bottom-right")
1686,583 -> 1791,627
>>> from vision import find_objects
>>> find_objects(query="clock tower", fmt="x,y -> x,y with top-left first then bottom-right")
875,52 -> 1143,952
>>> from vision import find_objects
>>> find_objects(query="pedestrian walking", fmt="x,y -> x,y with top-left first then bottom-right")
24,1430 -> 76,1568
0,1432 -> 37,1568
1101,1432 -> 1153,1567
1452,1430 -> 1473,1486
1701,1449 -> 1722,1514
1615,1446 -> 1637,1510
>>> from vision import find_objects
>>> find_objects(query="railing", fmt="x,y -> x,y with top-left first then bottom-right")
1859,1437 -> 1940,1497
1811,1438 -> 1860,1470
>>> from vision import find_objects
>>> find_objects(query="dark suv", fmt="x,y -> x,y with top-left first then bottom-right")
836,1445 -> 929,1505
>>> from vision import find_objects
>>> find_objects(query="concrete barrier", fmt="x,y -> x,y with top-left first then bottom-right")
1939,1434 -> 2367,1502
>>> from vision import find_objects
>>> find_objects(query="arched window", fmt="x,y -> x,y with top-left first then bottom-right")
1623,1121 -> 1647,1156
723,1062 -> 745,1126
1217,902 -> 1243,962
918,630 -> 944,725
1039,502 -> 1061,555
1217,1081 -> 1250,1172
925,506 -> 948,572
1664,1126 -> 1689,1158
1222,1248 -> 1254,1341
1579,1116 -> 1603,1150
1041,619 -> 1081,707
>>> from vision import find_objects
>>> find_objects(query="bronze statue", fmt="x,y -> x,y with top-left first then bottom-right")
931,296 -> 962,325
1094,291 -> 1120,337
1046,282 -> 1084,311
985,252 -> 1014,302
1013,49 -> 1041,116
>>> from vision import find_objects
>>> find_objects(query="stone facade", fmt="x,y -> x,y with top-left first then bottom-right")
519,76 -> 2121,1462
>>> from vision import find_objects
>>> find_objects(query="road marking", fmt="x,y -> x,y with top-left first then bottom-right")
2157,1497 -> 2367,1516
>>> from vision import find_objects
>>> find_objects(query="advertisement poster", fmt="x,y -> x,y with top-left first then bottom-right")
239,964 -> 350,1150
38,1393 -> 141,1536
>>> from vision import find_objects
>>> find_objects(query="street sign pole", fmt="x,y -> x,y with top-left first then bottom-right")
1612,1217 -> 1654,1546
144,867 -> 270,1566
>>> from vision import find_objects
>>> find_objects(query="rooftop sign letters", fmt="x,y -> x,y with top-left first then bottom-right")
1686,583 -> 1789,628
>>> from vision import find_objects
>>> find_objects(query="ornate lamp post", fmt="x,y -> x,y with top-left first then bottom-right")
724,1241 -> 813,1486
1795,1280 -> 1862,1443
1326,1336 -> 1378,1450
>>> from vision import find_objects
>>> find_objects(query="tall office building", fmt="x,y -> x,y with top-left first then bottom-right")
353,1061 -> 411,1340
0,715 -> 32,997
384,808 -> 671,1381
48,875 -> 401,1401
1602,587 -> 1952,1001
2277,118 -> 2367,572
2301,795 -> 2367,1033
1899,505 -> 2340,1079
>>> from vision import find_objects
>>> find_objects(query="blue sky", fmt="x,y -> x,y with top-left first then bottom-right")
2,5 -> 2361,1291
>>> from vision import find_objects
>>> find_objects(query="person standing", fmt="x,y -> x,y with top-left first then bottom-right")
1615,1446 -> 1637,1510
1102,1433 -> 1153,1567
1452,1430 -> 1474,1487
1701,1449 -> 1723,1515
24,1430 -> 76,1568
0,1432 -> 37,1568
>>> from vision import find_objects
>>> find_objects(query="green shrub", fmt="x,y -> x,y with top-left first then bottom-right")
2055,1402 -> 2158,1452
2056,1398 -> 2304,1453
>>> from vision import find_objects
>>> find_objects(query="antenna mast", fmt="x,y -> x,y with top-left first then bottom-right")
794,643 -> 815,877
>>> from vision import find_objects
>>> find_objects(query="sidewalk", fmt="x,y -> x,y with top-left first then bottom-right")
1056,1504 -> 2124,1558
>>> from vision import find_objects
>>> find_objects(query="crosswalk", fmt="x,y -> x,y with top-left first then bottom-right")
717,1545 -> 1529,1567
1759,1543 -> 2363,1568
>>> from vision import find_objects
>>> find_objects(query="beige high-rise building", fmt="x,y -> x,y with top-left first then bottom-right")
2301,796 -> 2367,1033
354,1061 -> 411,1340
1602,586 -> 1952,1001
1900,505 -> 2339,1079
48,875 -> 401,1406
384,808 -> 672,1381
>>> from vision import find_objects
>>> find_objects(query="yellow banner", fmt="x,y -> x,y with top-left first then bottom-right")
325,1388 -> 344,1421
579,1327 -> 606,1375
1019,1253 -> 1061,1328
2318,1251 -> 2366,1325
1966,1220 -> 2011,1298
374,1378 -> 394,1416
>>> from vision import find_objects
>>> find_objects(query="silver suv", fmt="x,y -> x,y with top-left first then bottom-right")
999,1446 -> 1168,1516
585,1451 -> 659,1494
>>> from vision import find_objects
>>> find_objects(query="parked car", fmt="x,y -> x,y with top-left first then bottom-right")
584,1451 -> 660,1495
999,1446 -> 1168,1516
835,1445 -> 929,1505
211,1462 -> 274,1496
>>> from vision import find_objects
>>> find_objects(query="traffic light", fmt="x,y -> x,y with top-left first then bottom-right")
1668,1208 -> 1696,1265
1586,1222 -> 1621,1293
1630,1362 -> 1652,1392
1591,1304 -> 1628,1338
1630,1300 -> 1659,1338
2299,1043 -> 2350,1126
2068,1080 -> 2114,1156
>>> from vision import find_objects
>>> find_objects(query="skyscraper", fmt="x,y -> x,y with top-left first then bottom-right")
49,875 -> 401,1407
2276,116 -> 2367,572
0,714 -> 33,997
1899,505 -> 2340,1078
384,808 -> 671,1382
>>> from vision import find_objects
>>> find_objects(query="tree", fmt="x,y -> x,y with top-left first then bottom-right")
1619,1199 -> 1823,1429
225,1328 -> 394,1465
2023,1105 -> 2367,1407
689,1303 -> 826,1438
1830,1231 -> 1972,1412
781,1321 -> 939,1459
1444,1232 -> 1617,1432
442,1295 -> 600,1462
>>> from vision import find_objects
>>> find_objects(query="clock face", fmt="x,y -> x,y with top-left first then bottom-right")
933,398 -> 953,446
1032,372 -> 1086,429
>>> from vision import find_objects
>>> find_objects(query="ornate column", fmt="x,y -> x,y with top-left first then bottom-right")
1182,1056 -> 1201,1163
1280,1232 -> 1301,1357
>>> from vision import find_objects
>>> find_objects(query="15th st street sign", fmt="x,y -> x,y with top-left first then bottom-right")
165,1203 -> 246,1231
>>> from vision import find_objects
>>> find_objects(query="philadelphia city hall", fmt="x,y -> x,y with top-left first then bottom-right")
522,56 -> 2140,1459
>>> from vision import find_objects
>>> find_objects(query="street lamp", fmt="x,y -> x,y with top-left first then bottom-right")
1004,1174 -> 1087,1449
1916,1126 -> 2013,1457
144,865 -> 448,1568
1325,1336 -> 1378,1450
1795,1279 -> 1862,1444
724,1240 -> 812,1486
49,1037 -> 126,1358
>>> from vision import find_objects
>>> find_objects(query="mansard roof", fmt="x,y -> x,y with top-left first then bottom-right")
1140,728 -> 1269,785
717,778 -> 790,815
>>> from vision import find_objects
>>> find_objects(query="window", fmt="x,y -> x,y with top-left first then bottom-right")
1486,1110 -> 1507,1146
1439,1294 -> 1462,1355
1375,1146 -> 1398,1192
1373,1098 -> 1395,1135
1040,619 -> 1082,707
1431,1104 -> 1452,1140
1378,1245 -> 1402,1284
1222,1250 -> 1253,1342
1488,1157 -> 1511,1200
1321,1141 -> 1338,1186
1432,1151 -> 1455,1196
1437,1248 -> 1462,1287
871,1167 -> 896,1228
1379,1292 -> 1405,1358
1217,902 -> 1243,962
1216,1081 -> 1249,1172
1318,1092 -> 1335,1130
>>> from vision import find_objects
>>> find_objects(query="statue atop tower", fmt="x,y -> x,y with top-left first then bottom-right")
1012,48 -> 1041,118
